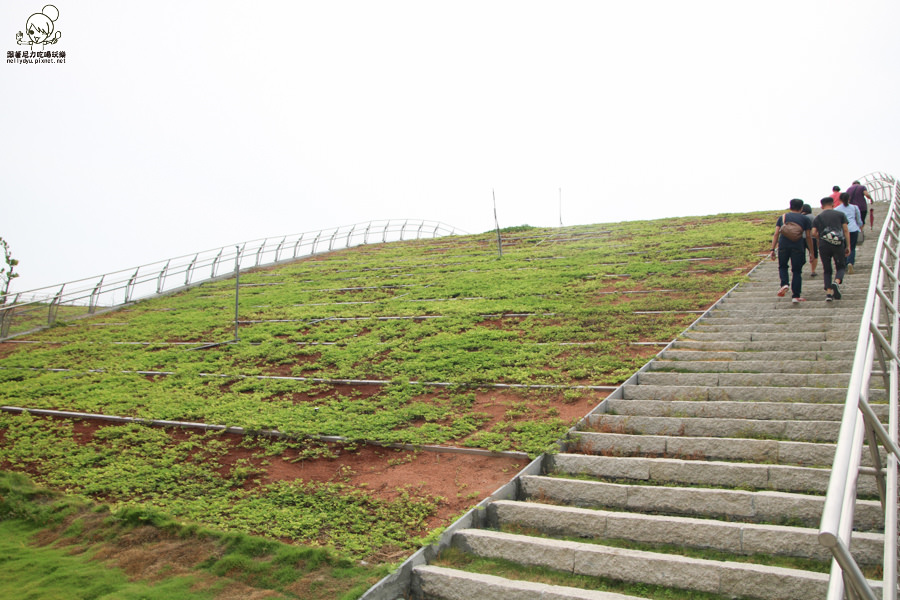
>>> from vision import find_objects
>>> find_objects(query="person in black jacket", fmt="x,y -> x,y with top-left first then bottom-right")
811,196 -> 851,302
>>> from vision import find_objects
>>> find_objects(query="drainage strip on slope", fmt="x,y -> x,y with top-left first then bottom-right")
237,313 -> 559,325
0,367 -> 618,391
0,405 -> 531,461
1,339 -> 673,348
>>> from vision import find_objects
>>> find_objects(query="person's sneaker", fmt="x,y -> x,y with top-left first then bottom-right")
792,297 -> 806,304
826,294 -> 834,302
833,283 -> 842,300
848,264 -> 855,274
810,272 -> 818,278
777,285 -> 789,297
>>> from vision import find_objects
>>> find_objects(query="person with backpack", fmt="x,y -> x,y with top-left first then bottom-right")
834,192 -> 863,274
770,198 -> 814,303
811,196 -> 851,302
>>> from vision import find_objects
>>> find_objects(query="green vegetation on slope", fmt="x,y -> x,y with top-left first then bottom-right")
0,471 -> 389,600
0,212 -> 777,562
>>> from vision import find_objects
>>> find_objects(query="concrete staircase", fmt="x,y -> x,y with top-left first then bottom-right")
411,235 -> 885,599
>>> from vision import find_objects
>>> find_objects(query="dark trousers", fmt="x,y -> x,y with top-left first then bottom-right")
819,241 -> 846,291
778,244 -> 806,298
848,231 -> 859,265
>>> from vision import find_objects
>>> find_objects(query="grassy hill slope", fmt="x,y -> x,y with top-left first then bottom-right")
0,213 -> 777,597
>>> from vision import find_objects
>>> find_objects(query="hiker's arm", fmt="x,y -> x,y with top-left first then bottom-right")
843,224 -> 851,256
770,227 -> 780,259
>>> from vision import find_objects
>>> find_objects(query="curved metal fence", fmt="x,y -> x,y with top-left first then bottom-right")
819,171 -> 900,600
0,219 -> 464,339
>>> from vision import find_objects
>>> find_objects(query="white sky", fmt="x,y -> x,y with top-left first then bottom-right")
3,0 -> 899,292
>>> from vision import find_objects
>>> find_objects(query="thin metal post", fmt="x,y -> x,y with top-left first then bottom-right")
211,249 -> 223,278
185,254 -> 198,285
493,189 -> 503,258
48,285 -> 64,324
156,260 -> 170,294
234,246 -> 241,343
125,268 -> 139,303
88,276 -> 105,314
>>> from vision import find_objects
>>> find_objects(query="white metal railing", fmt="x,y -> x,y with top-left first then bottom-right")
0,219 -> 463,339
819,172 -> 900,600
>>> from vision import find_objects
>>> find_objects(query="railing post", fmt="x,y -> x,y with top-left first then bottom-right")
48,285 -> 64,325
293,233 -> 304,258
364,223 -> 371,245
185,254 -> 198,286
328,229 -> 339,251
275,236 -> 286,262
88,276 -> 105,314
156,260 -> 170,294
255,239 -> 266,266
400,219 -> 409,241
125,268 -> 139,303
211,249 -> 223,278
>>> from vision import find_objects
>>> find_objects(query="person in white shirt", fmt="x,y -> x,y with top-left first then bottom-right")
834,192 -> 863,273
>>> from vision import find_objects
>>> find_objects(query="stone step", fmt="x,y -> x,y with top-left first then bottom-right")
601,399 -> 883,421
487,500 -> 884,566
546,453 -> 878,496
636,371 -> 855,388
586,413 -> 839,442
708,311 -> 864,322
411,565 -> 645,600
519,475 -> 884,531
682,330 -> 858,342
720,289 -> 868,300
650,359 -> 855,374
622,384 -> 879,403
699,314 -> 860,325
691,326 -> 859,337
694,321 -> 859,332
569,431 -> 844,467
670,340 -> 850,352
450,528 -> 838,600
659,348 -> 855,361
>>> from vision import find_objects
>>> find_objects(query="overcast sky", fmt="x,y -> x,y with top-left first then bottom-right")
3,0 -> 899,292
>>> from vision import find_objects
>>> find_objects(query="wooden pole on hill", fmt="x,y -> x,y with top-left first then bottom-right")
559,187 -> 563,227
493,189 -> 502,258
233,246 -> 241,342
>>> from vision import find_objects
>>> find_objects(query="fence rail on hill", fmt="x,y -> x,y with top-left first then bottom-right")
0,219 -> 463,339
819,171 -> 900,600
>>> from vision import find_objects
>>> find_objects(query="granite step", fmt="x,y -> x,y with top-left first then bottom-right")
411,565 -> 645,600
546,453 -> 878,496
621,384 -> 880,403
585,413 -> 840,442
519,475 -> 884,531
449,528 -> 838,600
568,431 -> 843,467
487,500 -> 883,565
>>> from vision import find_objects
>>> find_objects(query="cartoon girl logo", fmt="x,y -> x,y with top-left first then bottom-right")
16,5 -> 62,50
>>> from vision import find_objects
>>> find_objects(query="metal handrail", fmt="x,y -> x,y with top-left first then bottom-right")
0,219 -> 464,339
819,172 -> 900,600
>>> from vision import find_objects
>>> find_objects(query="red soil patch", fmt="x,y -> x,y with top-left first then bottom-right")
3,415 -> 527,542
0,342 -> 22,360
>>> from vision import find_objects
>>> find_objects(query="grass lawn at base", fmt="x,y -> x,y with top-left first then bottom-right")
0,472 -> 388,600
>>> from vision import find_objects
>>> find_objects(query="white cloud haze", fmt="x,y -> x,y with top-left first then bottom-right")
2,0 -> 899,291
